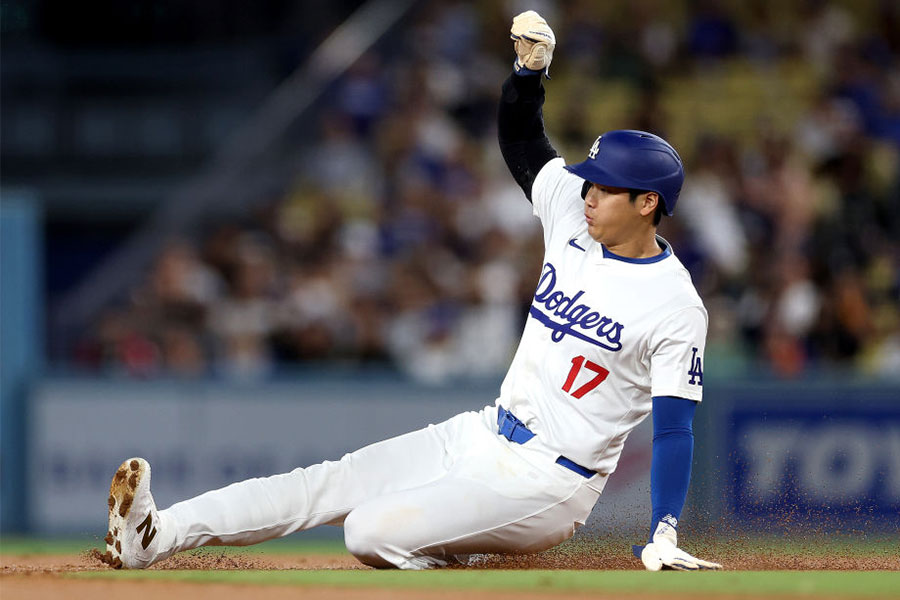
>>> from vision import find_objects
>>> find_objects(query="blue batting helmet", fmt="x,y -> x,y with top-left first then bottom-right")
564,130 -> 684,216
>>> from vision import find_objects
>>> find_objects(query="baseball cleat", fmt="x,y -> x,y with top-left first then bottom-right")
100,457 -> 160,569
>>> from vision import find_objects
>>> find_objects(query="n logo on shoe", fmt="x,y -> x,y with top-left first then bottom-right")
136,512 -> 157,550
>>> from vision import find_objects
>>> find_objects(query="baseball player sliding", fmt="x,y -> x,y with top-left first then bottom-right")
101,11 -> 721,572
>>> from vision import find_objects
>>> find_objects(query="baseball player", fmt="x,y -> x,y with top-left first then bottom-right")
101,11 -> 721,572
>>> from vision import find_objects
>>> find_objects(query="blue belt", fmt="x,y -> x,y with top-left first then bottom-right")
496,406 -> 596,479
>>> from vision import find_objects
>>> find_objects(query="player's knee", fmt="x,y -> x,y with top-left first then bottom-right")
343,508 -> 396,569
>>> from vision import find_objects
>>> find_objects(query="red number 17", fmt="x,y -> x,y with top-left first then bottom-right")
562,355 -> 609,399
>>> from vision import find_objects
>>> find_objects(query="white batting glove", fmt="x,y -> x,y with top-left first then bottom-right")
633,518 -> 723,571
510,10 -> 556,76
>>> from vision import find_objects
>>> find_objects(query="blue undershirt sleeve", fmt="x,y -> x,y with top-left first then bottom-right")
649,395 -> 697,542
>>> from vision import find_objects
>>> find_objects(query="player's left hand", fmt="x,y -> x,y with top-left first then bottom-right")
510,10 -> 556,76
631,519 -> 723,571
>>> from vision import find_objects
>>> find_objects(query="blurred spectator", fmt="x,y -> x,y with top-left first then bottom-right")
743,130 -> 817,256
686,0 -> 738,58
161,326 -> 207,377
207,234 -> 278,379
678,136 -> 747,278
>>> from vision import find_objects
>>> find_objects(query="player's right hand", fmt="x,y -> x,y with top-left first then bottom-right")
510,10 -> 556,75
633,540 -> 723,571
632,519 -> 723,571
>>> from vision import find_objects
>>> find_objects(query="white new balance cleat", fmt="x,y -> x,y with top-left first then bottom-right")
102,457 -> 161,569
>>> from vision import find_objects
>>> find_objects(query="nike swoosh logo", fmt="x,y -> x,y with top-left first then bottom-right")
568,239 -> 586,252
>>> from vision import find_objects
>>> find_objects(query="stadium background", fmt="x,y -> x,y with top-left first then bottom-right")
2,0 -> 898,542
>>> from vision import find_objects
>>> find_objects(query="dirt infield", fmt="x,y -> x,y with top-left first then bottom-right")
3,541 -> 898,573
0,552 -> 651,600
2,545 -> 897,600
0,550 -> 361,574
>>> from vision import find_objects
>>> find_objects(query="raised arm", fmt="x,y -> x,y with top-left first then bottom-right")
498,11 -> 559,202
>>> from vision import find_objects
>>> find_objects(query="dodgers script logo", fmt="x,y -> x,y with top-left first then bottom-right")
529,262 -> 624,351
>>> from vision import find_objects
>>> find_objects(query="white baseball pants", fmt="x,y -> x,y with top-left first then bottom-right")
152,405 -> 604,569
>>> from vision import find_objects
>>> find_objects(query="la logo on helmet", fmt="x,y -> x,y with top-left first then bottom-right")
588,136 -> 602,159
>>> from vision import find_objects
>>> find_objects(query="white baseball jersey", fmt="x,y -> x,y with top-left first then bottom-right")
137,157 -> 708,571
496,157 -> 708,481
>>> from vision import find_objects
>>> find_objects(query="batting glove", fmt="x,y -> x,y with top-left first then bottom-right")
632,518 -> 723,571
510,10 -> 556,77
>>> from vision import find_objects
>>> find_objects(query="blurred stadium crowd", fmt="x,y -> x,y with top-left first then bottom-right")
70,0 -> 899,382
